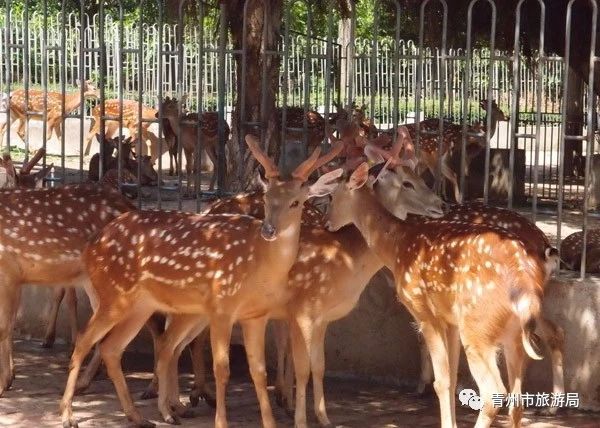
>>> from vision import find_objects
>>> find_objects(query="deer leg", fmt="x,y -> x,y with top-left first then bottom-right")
140,313 -> 165,400
211,316 -> 234,428
189,327 -> 216,408
283,337 -> 294,414
462,339 -> 505,428
447,326 -> 460,412
0,280 -> 21,396
99,305 -> 156,427
416,331 -> 434,395
206,145 -> 219,191
290,317 -> 312,428
84,118 -> 99,156
156,314 -> 208,424
504,335 -> 526,428
311,322 -> 332,427
66,288 -> 79,345
537,318 -> 565,416
184,148 -> 194,196
60,306 -> 126,428
420,321 -> 456,428
273,319 -> 289,408
440,160 -> 462,204
241,316 -> 276,428
41,287 -> 65,348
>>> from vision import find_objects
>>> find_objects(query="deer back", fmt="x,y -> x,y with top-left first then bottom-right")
561,229 -> 600,273
0,184 -> 135,281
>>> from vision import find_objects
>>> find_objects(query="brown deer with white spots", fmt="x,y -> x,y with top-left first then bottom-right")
560,229 -> 600,273
319,162 -> 554,428
0,81 -> 99,148
83,99 -> 161,159
59,135 -> 344,428
365,135 -> 565,412
405,100 -> 507,203
0,184 -> 135,396
158,97 -> 231,192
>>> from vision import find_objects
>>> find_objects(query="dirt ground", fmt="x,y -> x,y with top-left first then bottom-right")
0,340 -> 598,428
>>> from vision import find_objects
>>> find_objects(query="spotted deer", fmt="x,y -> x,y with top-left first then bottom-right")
0,148 -> 53,189
319,161 -> 555,428
59,135 -> 344,428
158,97 -> 231,192
365,132 -> 564,409
561,229 -> 600,273
83,99 -> 161,159
0,184 -> 135,396
0,80 -> 99,148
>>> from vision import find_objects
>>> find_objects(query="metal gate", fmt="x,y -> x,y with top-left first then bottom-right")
1,0 -> 599,277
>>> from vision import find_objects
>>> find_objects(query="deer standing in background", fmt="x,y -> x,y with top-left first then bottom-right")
83,99 -> 161,159
59,135 -> 343,428
0,80 -> 99,148
320,161 -> 554,428
159,97 -> 230,192
0,184 -> 135,396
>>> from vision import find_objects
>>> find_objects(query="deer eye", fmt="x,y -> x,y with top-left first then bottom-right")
403,181 -> 415,190
290,200 -> 300,208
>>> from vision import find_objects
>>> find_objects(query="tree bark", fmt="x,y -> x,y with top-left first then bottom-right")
564,67 -> 584,179
223,0 -> 283,192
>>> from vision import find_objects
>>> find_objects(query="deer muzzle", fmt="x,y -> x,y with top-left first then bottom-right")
260,222 -> 277,241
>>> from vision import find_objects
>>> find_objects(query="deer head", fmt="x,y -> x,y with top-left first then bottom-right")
76,79 -> 100,99
245,134 -> 343,241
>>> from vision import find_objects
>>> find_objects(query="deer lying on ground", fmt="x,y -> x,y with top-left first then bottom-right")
59,135 -> 343,428
318,160 -> 556,428
560,229 -> 600,273
0,80 -> 99,148
0,148 -> 53,189
158,96 -> 230,192
0,184 -> 135,396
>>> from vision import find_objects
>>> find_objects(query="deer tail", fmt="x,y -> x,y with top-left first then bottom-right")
511,286 -> 544,361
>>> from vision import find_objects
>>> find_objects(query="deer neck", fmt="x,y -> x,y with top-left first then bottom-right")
63,92 -> 84,113
347,187 -> 407,269
485,111 -> 500,139
261,213 -> 303,274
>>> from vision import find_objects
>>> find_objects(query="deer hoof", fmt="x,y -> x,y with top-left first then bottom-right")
140,388 -> 158,400
41,337 -> 55,348
163,414 -> 181,425
62,419 -> 79,428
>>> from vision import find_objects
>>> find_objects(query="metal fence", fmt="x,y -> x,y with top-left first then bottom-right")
0,0 -> 599,277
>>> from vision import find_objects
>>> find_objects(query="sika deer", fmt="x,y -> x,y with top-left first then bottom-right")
0,184 -> 135,396
366,133 -> 565,409
59,135 -> 343,427
320,162 -> 552,428
84,99 -> 161,159
561,229 -> 600,273
194,176 -> 443,427
0,80 -> 99,148
159,97 -> 231,192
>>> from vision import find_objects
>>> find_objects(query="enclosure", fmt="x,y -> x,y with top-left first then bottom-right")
1,0 -> 600,425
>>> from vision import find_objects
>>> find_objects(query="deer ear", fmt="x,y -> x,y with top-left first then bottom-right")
347,162 -> 370,190
364,145 -> 385,164
307,168 -> 344,198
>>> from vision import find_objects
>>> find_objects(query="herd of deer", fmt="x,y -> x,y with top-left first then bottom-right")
0,83 -> 584,428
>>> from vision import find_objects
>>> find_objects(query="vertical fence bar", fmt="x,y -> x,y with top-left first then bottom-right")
217,1 -> 227,194
579,0 -> 598,278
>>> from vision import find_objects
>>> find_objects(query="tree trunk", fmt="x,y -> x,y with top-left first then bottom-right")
337,2 -> 353,102
564,67 -> 584,178
223,0 -> 283,192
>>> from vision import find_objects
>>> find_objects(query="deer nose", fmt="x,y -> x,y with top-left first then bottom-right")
260,222 -> 277,241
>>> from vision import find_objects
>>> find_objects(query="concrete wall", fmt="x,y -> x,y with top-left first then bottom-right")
14,272 -> 600,411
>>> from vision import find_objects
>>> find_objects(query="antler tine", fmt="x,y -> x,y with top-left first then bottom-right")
245,134 -> 279,178
291,147 -> 322,181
